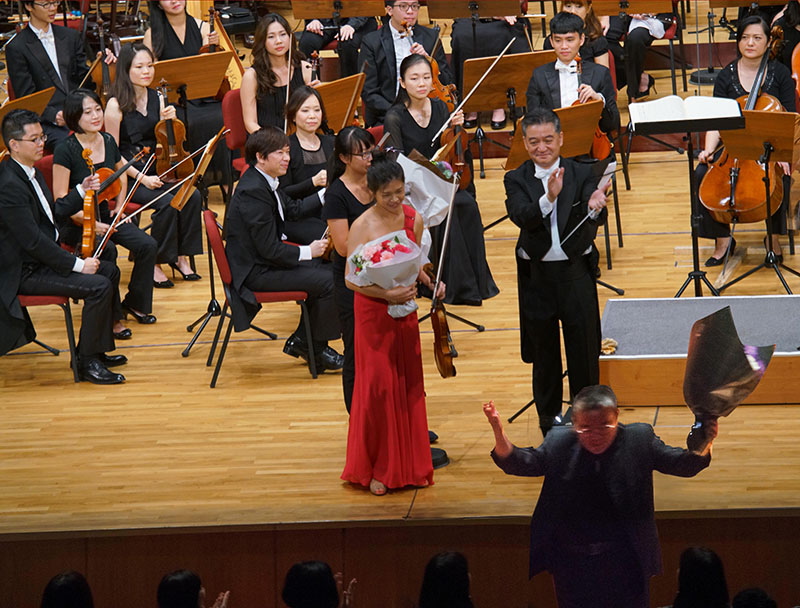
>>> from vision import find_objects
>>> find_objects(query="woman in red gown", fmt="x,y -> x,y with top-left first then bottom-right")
341,155 -> 444,496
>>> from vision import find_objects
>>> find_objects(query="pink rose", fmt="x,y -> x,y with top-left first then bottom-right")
380,250 -> 394,262
394,244 -> 411,254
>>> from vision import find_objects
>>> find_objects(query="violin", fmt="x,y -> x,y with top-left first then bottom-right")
437,124 -> 472,191
198,7 -> 232,99
572,56 -> 612,160
400,20 -> 457,112
93,148 -> 149,209
699,27 -> 785,225
310,50 -> 321,82
425,264 -> 457,378
80,149 -> 97,259
154,81 -> 193,183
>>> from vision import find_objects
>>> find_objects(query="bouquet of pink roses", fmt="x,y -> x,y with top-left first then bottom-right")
347,230 -> 426,318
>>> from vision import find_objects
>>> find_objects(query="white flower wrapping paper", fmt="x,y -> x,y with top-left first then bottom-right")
346,230 -> 427,319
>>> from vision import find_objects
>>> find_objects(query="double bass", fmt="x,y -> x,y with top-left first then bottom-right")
699,27 -> 785,224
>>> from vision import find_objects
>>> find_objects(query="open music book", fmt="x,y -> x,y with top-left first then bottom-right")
628,95 -> 743,132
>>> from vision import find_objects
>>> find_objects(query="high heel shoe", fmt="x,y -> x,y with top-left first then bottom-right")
113,327 -> 132,340
169,262 -> 201,281
153,278 -> 174,289
705,238 -> 736,267
631,75 -> 656,102
122,301 -> 157,324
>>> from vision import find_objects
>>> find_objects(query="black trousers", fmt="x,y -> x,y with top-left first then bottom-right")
297,21 -> 377,78
333,256 -> 354,413
245,258 -> 340,345
624,26 -> 654,100
19,260 -> 119,358
520,255 -> 601,419
128,183 -> 203,264
284,216 -> 327,247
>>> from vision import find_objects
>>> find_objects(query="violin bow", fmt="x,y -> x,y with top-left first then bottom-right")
119,173 -> 195,226
430,36 -> 518,145
431,172 -> 460,307
93,152 -> 155,258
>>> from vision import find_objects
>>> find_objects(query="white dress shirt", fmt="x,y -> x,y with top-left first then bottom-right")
15,158 -> 84,272
257,168 -> 327,262
555,59 -> 580,108
390,22 -> 413,95
29,23 -> 63,84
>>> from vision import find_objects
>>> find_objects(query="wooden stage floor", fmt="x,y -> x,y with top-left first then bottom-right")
2,151 -> 800,540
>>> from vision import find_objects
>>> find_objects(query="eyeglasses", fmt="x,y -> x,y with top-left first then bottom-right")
351,148 -> 374,160
13,134 -> 48,144
33,1 -> 61,8
393,2 -> 420,12
574,423 -> 617,436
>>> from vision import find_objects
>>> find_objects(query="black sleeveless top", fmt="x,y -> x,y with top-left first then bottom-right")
256,67 -> 306,129
118,88 -> 161,175
159,15 -> 203,59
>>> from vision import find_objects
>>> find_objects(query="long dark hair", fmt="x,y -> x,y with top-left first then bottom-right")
63,89 -> 103,134
394,54 -> 432,107
784,0 -> 800,28
156,570 -> 202,608
251,13 -> 304,97
147,1 -> 182,60
562,0 -> 603,40
673,547 -> 730,608
328,126 -> 375,184
110,42 -> 156,114
736,14 -> 771,45
366,150 -> 404,192
281,561 -> 339,608
418,552 -> 474,608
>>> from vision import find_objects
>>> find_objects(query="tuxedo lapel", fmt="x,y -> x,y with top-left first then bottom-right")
54,26 -> 74,92
380,27 -> 397,82
557,159 -> 577,236
24,28 -> 65,93
544,64 -> 561,109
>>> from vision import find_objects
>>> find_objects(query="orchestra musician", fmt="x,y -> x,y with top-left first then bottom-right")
0,109 -> 126,384
278,86 -> 333,245
241,13 -> 314,134
143,0 -> 230,192
298,16 -> 378,78
104,43 -> 204,288
774,1 -> 800,69
51,89 -> 158,329
322,126 -> 376,413
527,12 -> 619,143
358,0 -> 454,127
543,0 -> 610,68
383,55 -> 498,306
504,108 -> 607,436
224,127 -> 344,372
5,0 -> 94,150
450,16 -> 532,129
696,15 -> 795,266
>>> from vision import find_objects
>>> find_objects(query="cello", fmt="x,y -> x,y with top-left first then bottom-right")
699,27 -> 785,225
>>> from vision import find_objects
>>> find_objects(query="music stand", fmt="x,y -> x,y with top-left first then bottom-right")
315,73 -> 366,132
153,52 -> 233,135
291,1 -> 386,41
462,50 -> 555,178
716,110 -> 800,294
426,1 -> 521,62
0,88 -> 55,153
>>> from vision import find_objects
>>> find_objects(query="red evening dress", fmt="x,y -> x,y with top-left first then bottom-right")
341,204 -> 434,490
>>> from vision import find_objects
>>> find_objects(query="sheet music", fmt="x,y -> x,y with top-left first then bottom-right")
628,95 -> 741,126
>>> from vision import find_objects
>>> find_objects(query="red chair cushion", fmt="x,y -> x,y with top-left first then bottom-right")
203,209 -> 233,285
255,291 -> 308,304
34,154 -> 55,193
323,40 -> 338,51
18,294 -> 68,307
232,157 -> 248,173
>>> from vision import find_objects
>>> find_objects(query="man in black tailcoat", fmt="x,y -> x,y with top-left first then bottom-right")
0,110 -> 125,383
358,0 -> 453,126
224,127 -> 343,372
504,108 -> 607,434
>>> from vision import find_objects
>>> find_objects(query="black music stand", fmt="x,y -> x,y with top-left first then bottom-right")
717,110 -> 800,294
462,50 -> 556,178
628,99 -> 745,296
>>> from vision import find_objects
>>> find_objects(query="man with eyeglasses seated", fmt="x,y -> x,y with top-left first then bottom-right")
484,385 -> 718,608
5,1 -> 94,150
358,0 -> 454,127
0,110 -> 126,384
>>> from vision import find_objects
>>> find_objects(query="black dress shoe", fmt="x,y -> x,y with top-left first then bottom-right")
490,117 -> 507,130
79,359 -> 125,384
464,118 -> 478,129
283,334 -> 309,360
169,262 -> 201,281
315,346 -> 344,371
705,238 -> 736,267
154,278 -> 174,289
113,327 -> 132,340
98,353 -> 128,367
122,301 -> 157,324
428,430 -> 439,444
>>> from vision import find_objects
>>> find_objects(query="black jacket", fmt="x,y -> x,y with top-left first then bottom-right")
5,24 -> 92,124
492,423 -> 711,579
0,159 -> 84,355
358,23 -> 453,125
224,167 -> 322,331
525,60 -> 619,135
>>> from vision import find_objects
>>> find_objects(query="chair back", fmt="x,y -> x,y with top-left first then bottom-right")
5,77 -> 15,101
367,125 -> 384,142
607,51 -> 617,92
203,209 -> 233,286
34,154 -> 55,193
221,88 -> 247,153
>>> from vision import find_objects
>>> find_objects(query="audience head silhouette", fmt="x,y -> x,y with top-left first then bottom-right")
281,561 -> 339,608
418,551 -> 474,608
732,588 -> 777,608
157,569 -> 202,608
40,571 -> 94,608
673,546 -> 729,608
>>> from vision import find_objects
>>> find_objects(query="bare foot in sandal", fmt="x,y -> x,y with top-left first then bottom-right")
369,478 -> 387,496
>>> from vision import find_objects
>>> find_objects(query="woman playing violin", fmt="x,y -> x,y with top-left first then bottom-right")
104,43 -> 203,288
278,86 -> 333,244
321,127 -> 376,413
341,153 -> 442,496
696,15 -> 796,266
51,89 -> 156,336
384,54 -> 499,306
241,13 -> 315,134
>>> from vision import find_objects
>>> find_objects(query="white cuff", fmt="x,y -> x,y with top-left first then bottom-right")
72,257 -> 85,273
318,189 -> 326,205
76,184 -> 85,198
298,245 -> 312,261
539,192 -> 555,216
597,92 -> 606,106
